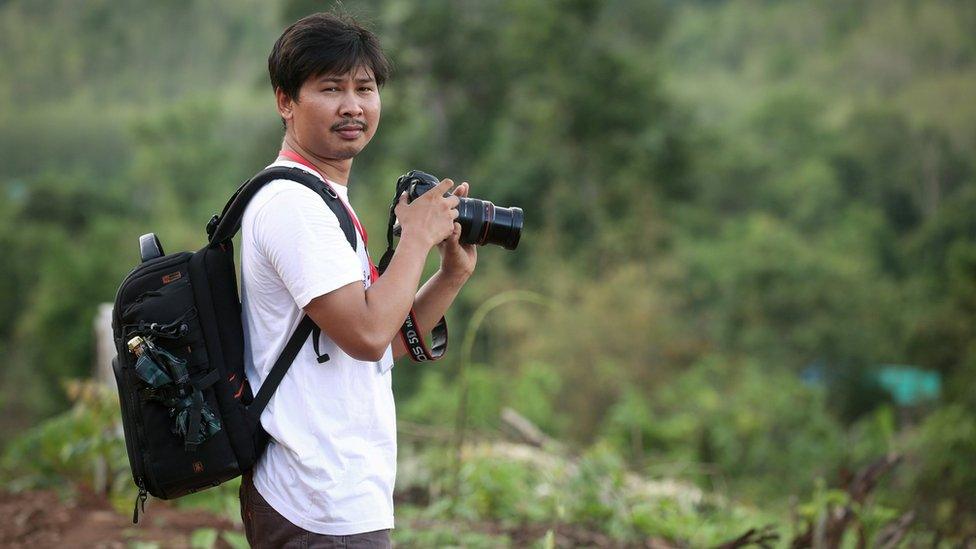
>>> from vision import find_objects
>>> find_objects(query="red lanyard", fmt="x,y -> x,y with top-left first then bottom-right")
278,149 -> 379,282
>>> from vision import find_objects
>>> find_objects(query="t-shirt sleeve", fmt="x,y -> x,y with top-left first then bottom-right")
251,183 -> 362,309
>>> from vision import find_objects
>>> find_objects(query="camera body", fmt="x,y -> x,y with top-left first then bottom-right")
397,170 -> 522,250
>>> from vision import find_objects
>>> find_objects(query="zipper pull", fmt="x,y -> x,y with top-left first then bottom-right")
132,481 -> 148,524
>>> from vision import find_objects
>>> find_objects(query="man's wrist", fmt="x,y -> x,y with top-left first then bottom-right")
435,266 -> 472,286
396,232 -> 434,256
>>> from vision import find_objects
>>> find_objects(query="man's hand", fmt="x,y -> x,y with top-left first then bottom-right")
395,178 -> 459,250
437,182 -> 478,281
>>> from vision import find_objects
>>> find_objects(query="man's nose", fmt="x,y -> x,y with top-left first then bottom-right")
338,91 -> 364,118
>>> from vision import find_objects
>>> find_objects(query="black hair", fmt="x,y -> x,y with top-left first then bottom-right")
268,12 -> 391,102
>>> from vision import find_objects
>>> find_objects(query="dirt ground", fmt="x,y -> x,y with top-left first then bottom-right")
0,488 -> 683,548
0,488 -> 240,548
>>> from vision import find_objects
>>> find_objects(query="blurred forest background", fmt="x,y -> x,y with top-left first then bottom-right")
2,0 -> 976,546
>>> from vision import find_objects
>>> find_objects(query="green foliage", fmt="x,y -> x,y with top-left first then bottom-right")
220,531 -> 250,549
563,443 -> 632,536
509,361 -> 566,436
175,477 -> 244,523
2,0 -> 976,539
189,528 -> 219,549
1,380 -> 129,500
792,477 -> 903,548
1,379 -> 241,526
396,439 -> 772,545
392,511 -> 513,549
399,370 -> 458,427
187,527 -> 249,549
0,0 -> 277,106
455,452 -> 557,525
601,358 -> 847,501
845,405 -> 897,466
906,404 -> 976,536
401,360 -> 564,435
10,216 -> 138,418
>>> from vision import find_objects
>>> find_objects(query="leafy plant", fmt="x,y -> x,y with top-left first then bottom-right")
1,379 -> 129,501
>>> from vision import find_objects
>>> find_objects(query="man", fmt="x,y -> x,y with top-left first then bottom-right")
238,12 -> 477,548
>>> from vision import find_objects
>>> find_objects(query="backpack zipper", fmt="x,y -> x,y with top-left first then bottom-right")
132,477 -> 148,523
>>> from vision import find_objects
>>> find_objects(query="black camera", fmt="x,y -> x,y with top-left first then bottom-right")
397,170 -> 523,250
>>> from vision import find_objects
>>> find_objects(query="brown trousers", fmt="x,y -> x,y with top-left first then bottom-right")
240,472 -> 391,549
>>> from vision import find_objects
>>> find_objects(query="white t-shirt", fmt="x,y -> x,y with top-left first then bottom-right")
240,158 -> 396,535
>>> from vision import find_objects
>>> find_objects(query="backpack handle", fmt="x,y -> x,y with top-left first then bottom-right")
139,233 -> 165,262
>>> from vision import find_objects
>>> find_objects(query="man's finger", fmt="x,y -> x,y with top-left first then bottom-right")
453,182 -> 470,198
442,222 -> 461,245
435,178 -> 455,195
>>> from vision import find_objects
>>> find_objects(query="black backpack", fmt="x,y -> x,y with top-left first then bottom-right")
111,166 -> 356,523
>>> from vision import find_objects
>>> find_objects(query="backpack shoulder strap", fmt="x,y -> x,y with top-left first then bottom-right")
209,166 -> 359,422
208,166 -> 357,250
248,315 -> 317,421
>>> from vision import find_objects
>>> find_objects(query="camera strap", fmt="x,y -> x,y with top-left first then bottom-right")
377,195 -> 448,363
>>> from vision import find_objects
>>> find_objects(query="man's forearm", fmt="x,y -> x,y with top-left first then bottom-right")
306,236 -> 433,362
361,238 -> 432,344
391,268 -> 469,359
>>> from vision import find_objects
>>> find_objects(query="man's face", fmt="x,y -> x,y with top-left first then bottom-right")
283,65 -> 381,161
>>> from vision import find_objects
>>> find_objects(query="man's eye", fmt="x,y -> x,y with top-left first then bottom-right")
321,87 -> 339,92
358,87 -> 374,93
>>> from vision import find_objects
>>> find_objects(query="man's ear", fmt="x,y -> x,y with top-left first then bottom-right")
275,88 -> 295,124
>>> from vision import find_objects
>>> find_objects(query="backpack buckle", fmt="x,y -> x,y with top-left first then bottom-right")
206,214 -> 220,239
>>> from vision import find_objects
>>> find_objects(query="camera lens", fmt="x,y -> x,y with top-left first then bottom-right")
488,205 -> 523,250
456,198 -> 523,250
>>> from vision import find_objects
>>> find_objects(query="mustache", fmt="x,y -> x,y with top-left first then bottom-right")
330,118 -> 368,131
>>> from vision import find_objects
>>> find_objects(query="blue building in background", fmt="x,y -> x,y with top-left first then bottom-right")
875,365 -> 942,406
